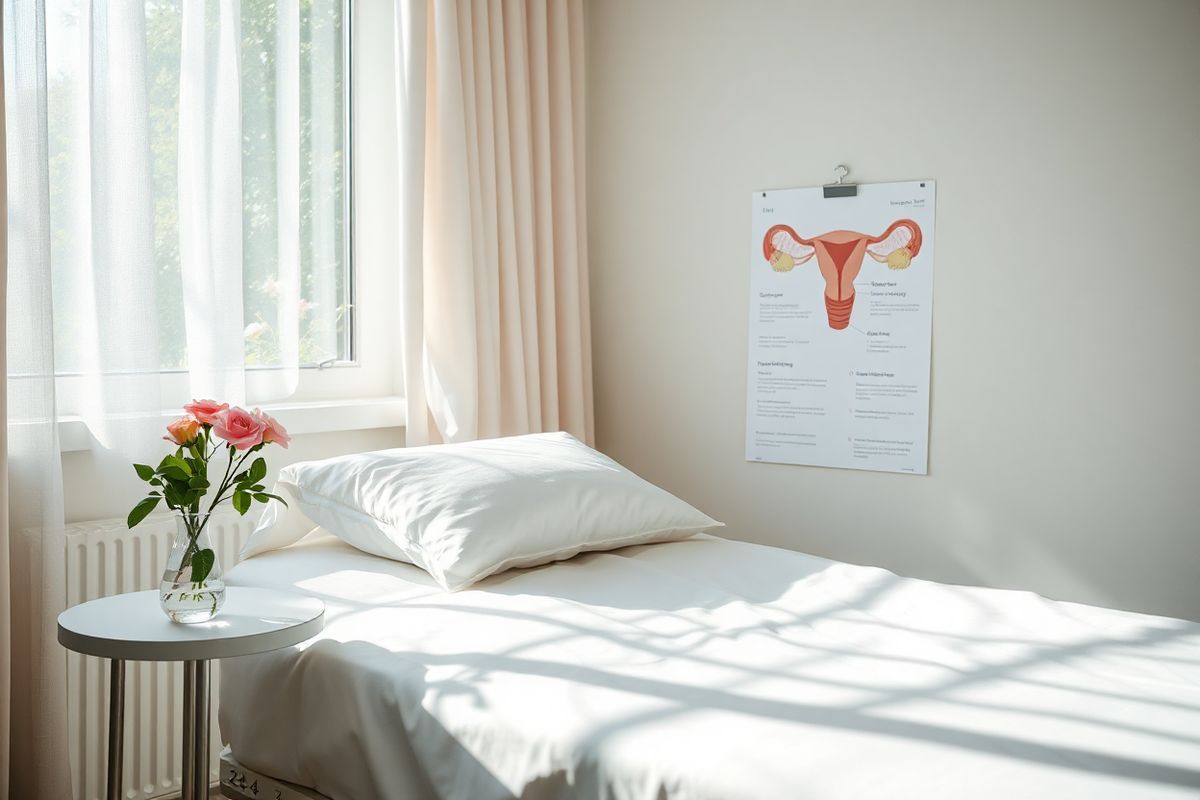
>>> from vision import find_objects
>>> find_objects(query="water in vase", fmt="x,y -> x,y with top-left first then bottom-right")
160,515 -> 226,623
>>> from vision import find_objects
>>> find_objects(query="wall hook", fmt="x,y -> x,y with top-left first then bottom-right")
824,164 -> 858,198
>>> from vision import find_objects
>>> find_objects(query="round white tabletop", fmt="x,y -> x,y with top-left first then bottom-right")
57,586 -> 325,662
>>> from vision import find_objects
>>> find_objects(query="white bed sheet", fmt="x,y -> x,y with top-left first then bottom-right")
219,532 -> 1200,800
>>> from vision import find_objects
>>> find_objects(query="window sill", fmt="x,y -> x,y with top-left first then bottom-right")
58,396 -> 406,453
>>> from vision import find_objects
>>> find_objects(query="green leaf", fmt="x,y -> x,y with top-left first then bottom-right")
126,496 -> 161,529
163,454 -> 192,477
134,463 -> 155,481
163,484 -> 188,507
232,491 -> 251,515
190,548 -> 215,585
248,457 -> 267,483
188,475 -> 210,490
252,493 -> 270,502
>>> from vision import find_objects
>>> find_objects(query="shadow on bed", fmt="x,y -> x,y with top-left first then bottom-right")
383,635 -> 1200,791
271,613 -> 1200,794
226,538 -> 1200,797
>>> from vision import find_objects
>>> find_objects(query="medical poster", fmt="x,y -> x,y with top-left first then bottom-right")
746,180 -> 935,474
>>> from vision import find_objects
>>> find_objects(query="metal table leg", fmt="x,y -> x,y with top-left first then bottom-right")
191,660 -> 211,800
107,658 -> 125,800
182,661 -> 196,798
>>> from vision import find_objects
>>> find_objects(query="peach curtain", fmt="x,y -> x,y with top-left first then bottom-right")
397,0 -> 594,446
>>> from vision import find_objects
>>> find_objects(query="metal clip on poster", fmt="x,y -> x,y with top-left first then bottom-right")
823,164 -> 857,198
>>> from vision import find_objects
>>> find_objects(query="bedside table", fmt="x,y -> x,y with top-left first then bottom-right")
58,587 -> 324,800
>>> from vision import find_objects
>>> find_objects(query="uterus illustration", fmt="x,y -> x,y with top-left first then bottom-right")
762,219 -> 923,329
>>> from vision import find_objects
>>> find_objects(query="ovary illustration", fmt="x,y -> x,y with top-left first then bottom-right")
762,219 -> 923,329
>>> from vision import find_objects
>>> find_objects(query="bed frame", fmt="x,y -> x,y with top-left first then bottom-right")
220,749 -> 333,800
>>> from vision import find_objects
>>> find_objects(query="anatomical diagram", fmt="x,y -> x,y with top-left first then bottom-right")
762,220 -> 923,329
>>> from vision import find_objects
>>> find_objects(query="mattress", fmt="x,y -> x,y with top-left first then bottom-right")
219,532 -> 1200,800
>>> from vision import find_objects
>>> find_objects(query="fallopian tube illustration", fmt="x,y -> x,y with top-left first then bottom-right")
762,219 -> 923,329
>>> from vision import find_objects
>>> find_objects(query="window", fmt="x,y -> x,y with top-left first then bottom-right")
44,0 -> 352,373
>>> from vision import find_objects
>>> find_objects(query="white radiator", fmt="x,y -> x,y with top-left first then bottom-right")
65,510 -> 255,800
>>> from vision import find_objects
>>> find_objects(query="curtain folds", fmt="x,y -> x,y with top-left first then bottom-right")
178,0 -> 249,402
0,15 -> 9,799
399,0 -> 593,446
2,1 -> 70,796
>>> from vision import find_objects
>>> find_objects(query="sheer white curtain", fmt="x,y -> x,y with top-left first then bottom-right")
395,0 -> 594,446
4,1 -> 308,795
177,0 -> 303,401
48,0 -> 308,412
54,1 -> 167,459
0,37 -> 7,798
178,0 -> 248,401
3,1 -> 69,796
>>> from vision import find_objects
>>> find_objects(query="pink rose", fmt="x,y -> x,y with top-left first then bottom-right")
184,399 -> 229,426
164,416 -> 201,446
253,408 -> 291,449
211,407 -> 267,450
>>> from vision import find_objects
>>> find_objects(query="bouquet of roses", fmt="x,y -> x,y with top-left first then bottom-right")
128,400 -> 290,586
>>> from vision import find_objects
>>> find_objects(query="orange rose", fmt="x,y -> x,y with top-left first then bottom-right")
164,416 -> 201,446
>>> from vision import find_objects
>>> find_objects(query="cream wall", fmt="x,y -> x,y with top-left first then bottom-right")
585,0 -> 1200,620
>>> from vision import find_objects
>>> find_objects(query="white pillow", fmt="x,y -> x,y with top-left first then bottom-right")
240,432 -> 722,590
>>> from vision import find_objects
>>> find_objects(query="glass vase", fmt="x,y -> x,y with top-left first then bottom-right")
159,513 -> 225,623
